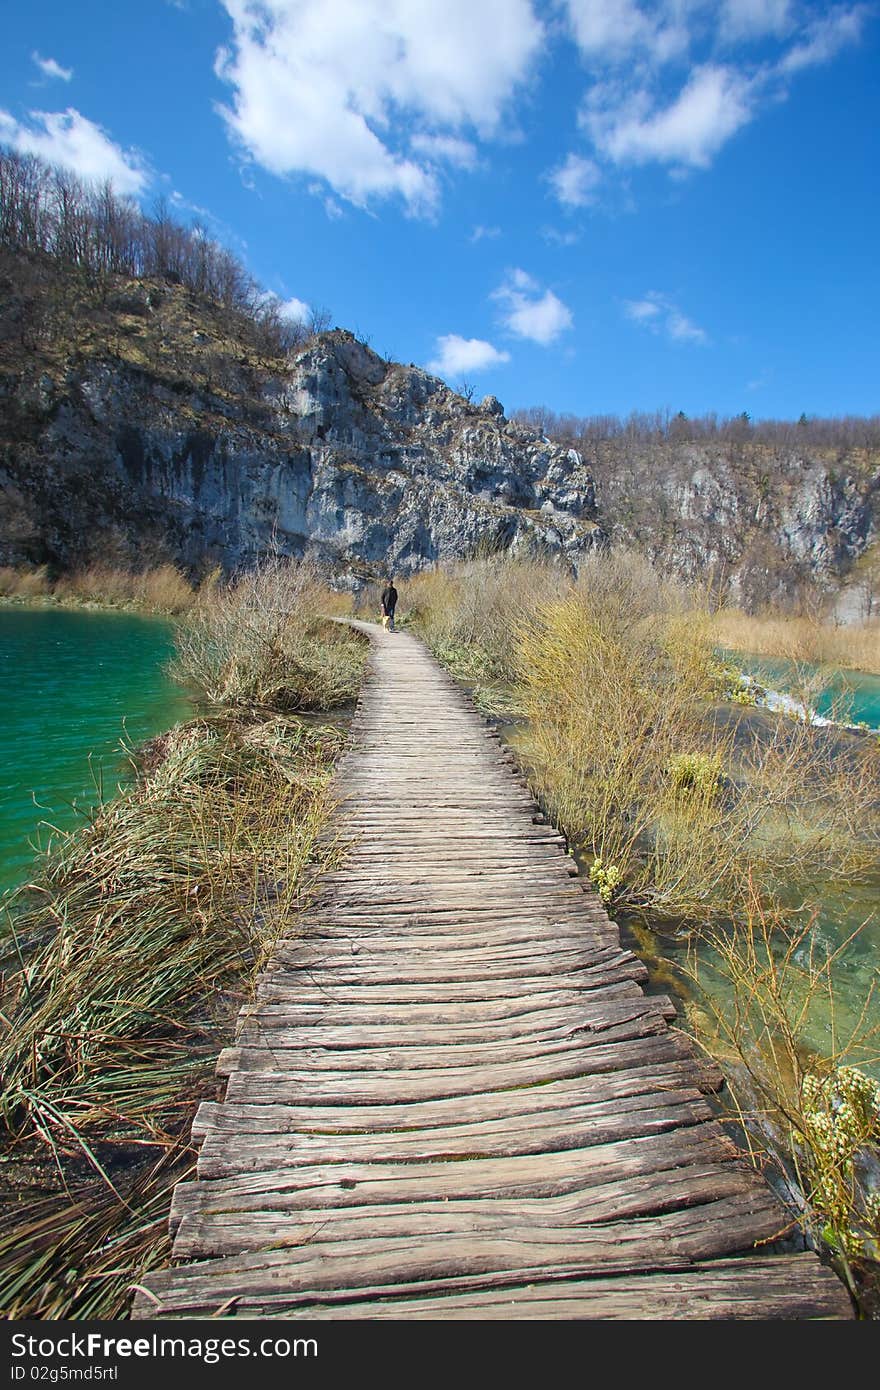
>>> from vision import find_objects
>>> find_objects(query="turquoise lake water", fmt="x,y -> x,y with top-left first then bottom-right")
723,649 -> 880,728
0,607 -> 191,893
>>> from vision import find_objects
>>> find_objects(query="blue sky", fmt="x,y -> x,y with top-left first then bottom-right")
1,1 -> 877,420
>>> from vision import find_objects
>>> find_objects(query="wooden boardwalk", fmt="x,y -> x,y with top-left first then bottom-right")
134,623 -> 850,1319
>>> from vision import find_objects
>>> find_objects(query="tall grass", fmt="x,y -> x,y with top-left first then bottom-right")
0,713 -> 345,1316
408,553 -> 880,926
402,555 -> 571,709
0,564 -> 52,599
53,563 -> 198,615
170,556 -> 363,711
0,563 -> 197,614
515,589 -> 880,924
712,607 -> 880,676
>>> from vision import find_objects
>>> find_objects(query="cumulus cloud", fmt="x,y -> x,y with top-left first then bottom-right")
427,334 -> 510,376
588,63 -> 754,169
548,152 -> 601,207
0,108 -> 148,195
32,52 -> 73,82
564,0 -> 668,59
559,1 -> 870,185
277,296 -> 311,324
624,291 -> 708,344
493,268 -> 573,345
410,133 -> 479,169
720,0 -> 792,42
215,0 -> 543,213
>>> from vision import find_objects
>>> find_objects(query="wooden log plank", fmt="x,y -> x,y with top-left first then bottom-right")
250,1255 -> 852,1320
195,1094 -> 715,1176
254,970 -> 652,1015
220,1031 -> 706,1105
192,1063 -> 721,1141
174,1167 -> 762,1259
174,1123 -> 741,1228
133,1190 -> 788,1314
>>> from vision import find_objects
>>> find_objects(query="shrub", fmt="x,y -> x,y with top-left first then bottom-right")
170,557 -> 366,711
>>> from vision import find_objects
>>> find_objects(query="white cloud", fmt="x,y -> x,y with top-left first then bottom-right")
427,334 -> 510,376
410,133 -> 478,169
215,0 -> 543,214
624,297 -> 662,322
720,0 -> 792,42
624,291 -> 707,344
32,52 -> 73,82
493,268 -> 573,345
560,2 -> 869,186
278,296 -> 311,324
564,0 -> 689,65
564,0 -> 653,57
778,4 -> 867,74
0,108 -> 148,195
548,152 -> 601,207
470,223 -> 501,242
542,225 -> 581,246
588,64 -> 754,168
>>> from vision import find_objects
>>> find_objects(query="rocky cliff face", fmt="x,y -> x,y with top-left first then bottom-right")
0,262 -> 601,581
585,437 -> 880,614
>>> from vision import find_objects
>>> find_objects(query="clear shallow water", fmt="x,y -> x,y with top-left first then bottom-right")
0,608 -> 191,892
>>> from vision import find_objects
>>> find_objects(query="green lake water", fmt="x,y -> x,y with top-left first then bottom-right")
0,607 -> 191,893
723,649 -> 880,728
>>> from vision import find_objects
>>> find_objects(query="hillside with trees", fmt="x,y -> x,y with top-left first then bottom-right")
514,406 -> 880,615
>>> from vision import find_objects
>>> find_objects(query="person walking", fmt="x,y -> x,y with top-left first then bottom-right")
380,577 -> 398,632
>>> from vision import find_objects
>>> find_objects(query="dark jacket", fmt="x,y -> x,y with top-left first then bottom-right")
380,584 -> 398,613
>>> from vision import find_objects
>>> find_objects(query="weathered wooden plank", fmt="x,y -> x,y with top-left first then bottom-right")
193,1064 -> 721,1142
254,969 -> 652,1015
233,995 -> 653,1047
220,1031 -> 714,1106
234,990 -> 674,1044
175,1123 -> 741,1227
174,1167 -> 762,1258
195,1095 -> 715,1177
216,1002 -> 674,1079
133,1190 -> 788,1315
252,1255 -> 852,1320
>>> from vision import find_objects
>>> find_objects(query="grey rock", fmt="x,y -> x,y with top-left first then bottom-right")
0,329 -> 602,583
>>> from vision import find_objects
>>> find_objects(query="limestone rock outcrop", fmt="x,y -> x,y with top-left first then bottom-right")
0,320 -> 602,581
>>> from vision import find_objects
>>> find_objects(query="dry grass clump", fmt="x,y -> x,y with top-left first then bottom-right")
0,711 -> 345,1316
53,563 -> 197,615
0,562 -> 198,614
0,564 -> 52,598
0,715 -> 342,1144
712,607 -> 880,676
407,551 -> 880,926
170,556 -> 366,711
